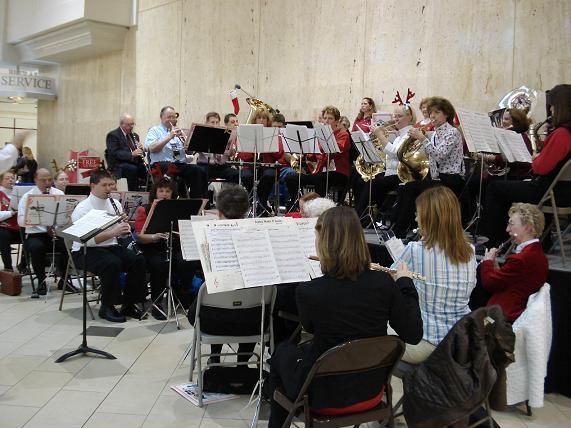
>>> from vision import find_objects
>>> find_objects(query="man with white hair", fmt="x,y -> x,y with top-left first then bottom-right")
105,113 -> 146,191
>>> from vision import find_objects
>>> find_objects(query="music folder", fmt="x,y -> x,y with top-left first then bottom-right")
187,123 -> 231,155
141,198 -> 207,234
286,121 -> 314,129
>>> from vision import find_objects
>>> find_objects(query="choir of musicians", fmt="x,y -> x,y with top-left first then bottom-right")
2,83 -> 571,425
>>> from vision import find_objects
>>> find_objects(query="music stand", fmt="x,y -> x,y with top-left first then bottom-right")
351,129 -> 384,232
314,123 -> 340,196
281,125 -> 318,212
188,124 -> 232,182
55,212 -> 122,363
141,198 -> 206,328
65,184 -> 91,196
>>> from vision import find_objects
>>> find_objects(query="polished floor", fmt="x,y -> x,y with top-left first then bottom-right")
0,279 -> 570,428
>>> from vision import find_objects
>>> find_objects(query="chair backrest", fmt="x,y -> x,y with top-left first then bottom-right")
538,157 -> 571,208
296,336 -> 405,408
197,283 -> 275,310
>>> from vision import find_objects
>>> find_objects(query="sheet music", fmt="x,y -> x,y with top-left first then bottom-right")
385,237 -> 406,262
282,125 -> 307,153
178,215 -> 217,261
55,195 -> 87,226
9,185 -> 35,211
493,128 -> 532,163
263,127 -> 281,153
122,191 -> 149,219
237,124 -> 265,153
62,209 -> 119,239
457,108 -> 501,153
242,217 -> 310,283
206,225 -> 241,272
351,130 -> 384,163
301,129 -> 320,154
314,123 -> 340,154
24,195 -> 58,226
293,217 -> 323,278
232,230 -> 281,287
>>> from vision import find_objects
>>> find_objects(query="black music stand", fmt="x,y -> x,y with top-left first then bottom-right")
65,185 -> 91,196
140,198 -> 205,328
188,124 -> 231,182
55,215 -> 122,363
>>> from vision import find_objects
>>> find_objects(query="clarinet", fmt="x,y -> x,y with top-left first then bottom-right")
107,193 -> 142,256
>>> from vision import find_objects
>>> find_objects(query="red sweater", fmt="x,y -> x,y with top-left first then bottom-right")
532,127 -> 571,175
0,190 -> 18,231
352,117 -> 372,133
314,129 -> 351,177
481,241 -> 548,322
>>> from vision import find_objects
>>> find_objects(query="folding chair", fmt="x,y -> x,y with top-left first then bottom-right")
182,284 -> 276,407
274,335 -> 405,428
537,157 -> 571,266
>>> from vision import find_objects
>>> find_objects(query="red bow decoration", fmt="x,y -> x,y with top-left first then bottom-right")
150,162 -> 178,181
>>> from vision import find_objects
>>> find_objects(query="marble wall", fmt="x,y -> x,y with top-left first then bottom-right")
36,0 -> 571,167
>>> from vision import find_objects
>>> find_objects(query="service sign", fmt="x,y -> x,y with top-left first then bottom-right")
0,72 -> 57,100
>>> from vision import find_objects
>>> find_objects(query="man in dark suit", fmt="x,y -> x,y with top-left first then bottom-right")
105,114 -> 147,190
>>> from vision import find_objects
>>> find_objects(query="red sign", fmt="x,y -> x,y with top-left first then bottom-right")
78,157 -> 100,169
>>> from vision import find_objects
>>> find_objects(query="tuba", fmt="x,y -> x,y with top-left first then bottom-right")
246,97 -> 278,124
396,132 -> 429,183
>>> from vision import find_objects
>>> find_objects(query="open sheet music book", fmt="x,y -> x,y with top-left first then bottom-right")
492,128 -> 532,163
192,217 -> 321,293
237,124 -> 281,153
58,209 -> 121,243
178,215 -> 217,261
23,194 -> 87,227
457,108 -> 501,154
314,123 -> 340,154
351,130 -> 384,163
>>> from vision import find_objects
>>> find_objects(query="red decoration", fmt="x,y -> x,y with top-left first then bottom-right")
391,91 -> 404,106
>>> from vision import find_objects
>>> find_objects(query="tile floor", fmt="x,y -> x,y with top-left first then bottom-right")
1,279 -> 570,428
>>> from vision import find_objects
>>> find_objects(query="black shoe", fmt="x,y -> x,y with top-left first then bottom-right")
37,282 -> 47,296
121,303 -> 144,320
152,304 -> 167,320
98,305 -> 126,323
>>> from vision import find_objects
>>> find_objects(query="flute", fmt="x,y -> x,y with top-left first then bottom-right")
308,256 -> 426,282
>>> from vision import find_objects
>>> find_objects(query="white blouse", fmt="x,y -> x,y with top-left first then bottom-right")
382,125 -> 412,176
421,121 -> 464,179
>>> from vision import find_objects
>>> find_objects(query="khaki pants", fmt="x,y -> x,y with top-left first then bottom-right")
387,325 -> 437,364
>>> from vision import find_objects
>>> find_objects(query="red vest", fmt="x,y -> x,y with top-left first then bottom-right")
0,190 -> 19,231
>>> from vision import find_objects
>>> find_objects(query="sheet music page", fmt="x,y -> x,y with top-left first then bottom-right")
237,124 -> 263,153
301,129 -> 320,154
457,108 -> 501,153
205,222 -> 242,272
293,217 -> 323,278
178,215 -> 217,261
122,192 -> 149,219
262,127 -> 281,154
385,237 -> 406,262
63,209 -> 119,239
55,195 -> 87,226
9,185 -> 35,211
283,125 -> 307,153
493,128 -> 532,163
24,195 -> 58,226
241,217 -> 311,283
314,123 -> 340,154
232,230 -> 281,287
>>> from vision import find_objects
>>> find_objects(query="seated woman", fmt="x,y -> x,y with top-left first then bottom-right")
269,206 -> 423,427
483,84 -> 571,247
187,185 -> 260,364
134,178 -> 199,319
355,104 -> 415,221
0,171 -> 20,271
392,186 -> 476,364
479,203 -> 548,322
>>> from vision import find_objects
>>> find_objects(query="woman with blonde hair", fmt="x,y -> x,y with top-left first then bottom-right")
392,185 -> 476,364
268,206 -> 422,427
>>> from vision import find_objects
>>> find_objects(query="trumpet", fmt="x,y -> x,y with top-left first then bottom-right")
308,255 -> 426,281
168,120 -> 188,161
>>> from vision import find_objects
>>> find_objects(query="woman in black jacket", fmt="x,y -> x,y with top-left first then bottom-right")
268,206 -> 423,427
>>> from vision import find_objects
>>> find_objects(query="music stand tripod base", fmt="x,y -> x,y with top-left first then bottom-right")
55,344 -> 116,363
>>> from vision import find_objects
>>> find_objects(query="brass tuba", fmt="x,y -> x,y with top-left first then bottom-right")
246,97 -> 278,124
396,132 -> 429,183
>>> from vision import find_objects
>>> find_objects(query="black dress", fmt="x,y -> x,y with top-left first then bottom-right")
268,269 -> 423,427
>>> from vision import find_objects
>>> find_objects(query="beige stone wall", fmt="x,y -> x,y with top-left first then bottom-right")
37,0 -> 571,167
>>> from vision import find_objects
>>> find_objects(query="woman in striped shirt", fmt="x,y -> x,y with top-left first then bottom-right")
392,185 -> 476,363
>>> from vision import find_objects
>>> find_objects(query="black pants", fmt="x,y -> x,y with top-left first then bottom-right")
24,233 -> 68,283
197,163 -> 239,184
152,162 -> 208,198
285,171 -> 348,201
257,167 -> 280,207
355,174 -> 400,218
116,162 -> 147,191
392,174 -> 465,238
72,245 -> 147,306
239,168 -> 254,193
141,243 -> 200,303
0,228 -> 20,270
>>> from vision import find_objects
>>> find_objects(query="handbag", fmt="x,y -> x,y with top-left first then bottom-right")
0,270 -> 22,296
